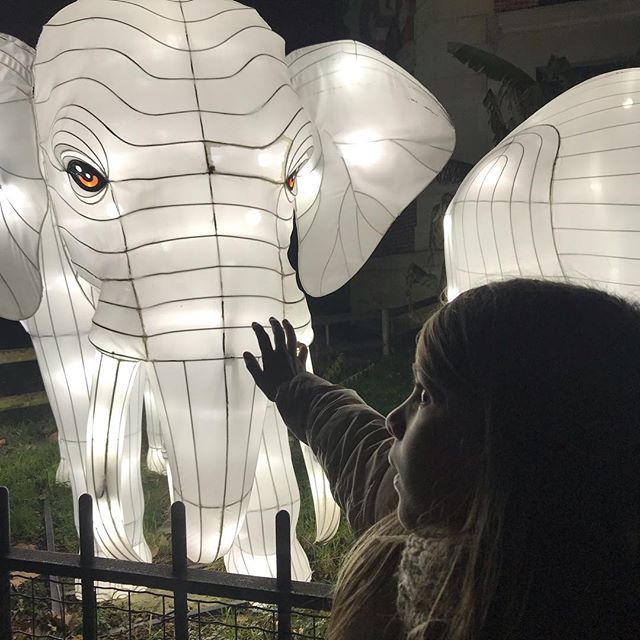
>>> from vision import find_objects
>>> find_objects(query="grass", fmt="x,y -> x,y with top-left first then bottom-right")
0,344 -> 414,637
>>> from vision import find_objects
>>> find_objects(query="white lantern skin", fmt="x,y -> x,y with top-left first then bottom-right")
445,69 -> 640,302
0,0 -> 454,577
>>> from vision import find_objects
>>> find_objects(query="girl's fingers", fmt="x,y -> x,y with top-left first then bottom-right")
269,316 -> 286,351
283,319 -> 297,356
243,351 -> 263,380
297,342 -> 309,367
251,322 -> 273,357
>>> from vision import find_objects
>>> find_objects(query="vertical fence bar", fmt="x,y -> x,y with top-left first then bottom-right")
381,308 -> 391,356
43,497 -> 64,622
78,494 -> 97,640
0,487 -> 12,640
276,510 -> 292,640
171,501 -> 189,640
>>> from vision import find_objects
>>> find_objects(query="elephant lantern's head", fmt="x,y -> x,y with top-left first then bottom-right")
0,0 -> 455,565
0,0 -> 455,364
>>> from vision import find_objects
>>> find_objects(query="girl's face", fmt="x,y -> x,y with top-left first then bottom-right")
386,351 -> 481,531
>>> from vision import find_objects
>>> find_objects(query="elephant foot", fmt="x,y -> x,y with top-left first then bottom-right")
55,458 -> 72,486
146,446 -> 167,475
74,580 -> 146,602
225,534 -> 311,582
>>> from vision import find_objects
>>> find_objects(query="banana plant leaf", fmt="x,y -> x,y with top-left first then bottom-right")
447,42 -> 536,91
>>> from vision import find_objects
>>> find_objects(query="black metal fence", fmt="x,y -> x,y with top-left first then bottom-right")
0,487 -> 332,639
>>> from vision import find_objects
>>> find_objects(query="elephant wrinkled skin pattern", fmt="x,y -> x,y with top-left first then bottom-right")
0,0 -> 454,581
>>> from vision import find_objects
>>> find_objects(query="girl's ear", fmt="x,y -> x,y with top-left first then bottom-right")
0,34 -> 48,320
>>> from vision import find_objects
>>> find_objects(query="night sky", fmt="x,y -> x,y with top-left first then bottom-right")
0,0 -> 348,348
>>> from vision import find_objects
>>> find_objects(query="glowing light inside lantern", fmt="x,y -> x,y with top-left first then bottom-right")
339,129 -> 382,166
443,68 -> 640,305
337,54 -> 363,82
245,209 -> 262,225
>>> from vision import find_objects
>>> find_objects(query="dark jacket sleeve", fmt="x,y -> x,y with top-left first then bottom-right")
275,372 -> 398,535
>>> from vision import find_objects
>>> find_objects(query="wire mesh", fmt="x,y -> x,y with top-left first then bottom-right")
8,573 -> 329,639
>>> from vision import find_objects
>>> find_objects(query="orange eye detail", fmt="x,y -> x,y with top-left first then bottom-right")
67,160 -> 108,193
79,174 -> 99,189
286,174 -> 297,194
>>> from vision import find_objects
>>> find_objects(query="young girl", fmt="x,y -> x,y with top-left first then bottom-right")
244,279 -> 640,639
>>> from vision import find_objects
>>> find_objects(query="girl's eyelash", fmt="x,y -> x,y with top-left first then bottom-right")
413,384 -> 431,405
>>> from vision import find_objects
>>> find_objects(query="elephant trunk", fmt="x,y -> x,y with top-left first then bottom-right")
85,200 -> 311,562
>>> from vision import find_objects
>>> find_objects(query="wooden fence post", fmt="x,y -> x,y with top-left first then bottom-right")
381,308 -> 391,356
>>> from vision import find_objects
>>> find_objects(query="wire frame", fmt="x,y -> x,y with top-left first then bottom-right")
0,0 -> 454,577
444,68 -> 640,302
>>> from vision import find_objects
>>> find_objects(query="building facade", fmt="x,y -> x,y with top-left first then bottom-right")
347,0 -> 640,314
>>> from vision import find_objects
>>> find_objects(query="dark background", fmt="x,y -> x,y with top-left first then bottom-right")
0,0 -> 349,348
0,0 -> 349,50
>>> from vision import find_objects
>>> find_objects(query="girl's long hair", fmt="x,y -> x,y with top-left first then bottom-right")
329,512 -> 406,640
331,279 -> 640,640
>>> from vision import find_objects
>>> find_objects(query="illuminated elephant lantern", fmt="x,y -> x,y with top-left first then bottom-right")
444,68 -> 640,302
0,0 -> 455,577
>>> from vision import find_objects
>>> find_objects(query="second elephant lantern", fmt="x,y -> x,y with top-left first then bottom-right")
444,68 -> 640,303
0,0 -> 455,580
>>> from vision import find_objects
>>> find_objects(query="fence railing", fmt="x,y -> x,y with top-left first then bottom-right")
0,487 -> 332,639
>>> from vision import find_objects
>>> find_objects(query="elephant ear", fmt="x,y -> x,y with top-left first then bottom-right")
287,40 -> 455,296
0,34 -> 47,320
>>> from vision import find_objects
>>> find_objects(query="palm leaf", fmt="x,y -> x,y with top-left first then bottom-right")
448,42 -> 536,91
482,88 -> 511,144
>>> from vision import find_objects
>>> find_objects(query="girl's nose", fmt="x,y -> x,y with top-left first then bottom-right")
385,403 -> 406,439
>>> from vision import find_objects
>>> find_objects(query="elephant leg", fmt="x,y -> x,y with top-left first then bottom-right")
301,355 -> 341,542
21,214 -> 96,490
121,370 -> 150,561
224,402 -> 311,581
143,377 -> 167,475
86,353 -> 150,563
27,333 -> 94,507
300,442 -> 341,541
148,359 -> 268,563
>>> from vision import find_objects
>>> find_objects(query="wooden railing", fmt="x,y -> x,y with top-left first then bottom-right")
312,295 -> 439,356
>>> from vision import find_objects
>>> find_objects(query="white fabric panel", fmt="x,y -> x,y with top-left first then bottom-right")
445,68 -> 640,302
0,35 -> 47,319
22,214 -> 95,491
148,358 -> 268,563
2,0 -> 456,580
144,378 -> 167,475
87,353 -> 151,563
288,40 -> 455,296
225,403 -> 311,580
23,215 -> 150,574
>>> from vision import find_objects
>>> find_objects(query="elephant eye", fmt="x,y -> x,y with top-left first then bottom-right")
66,160 -> 108,193
286,173 -> 297,195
